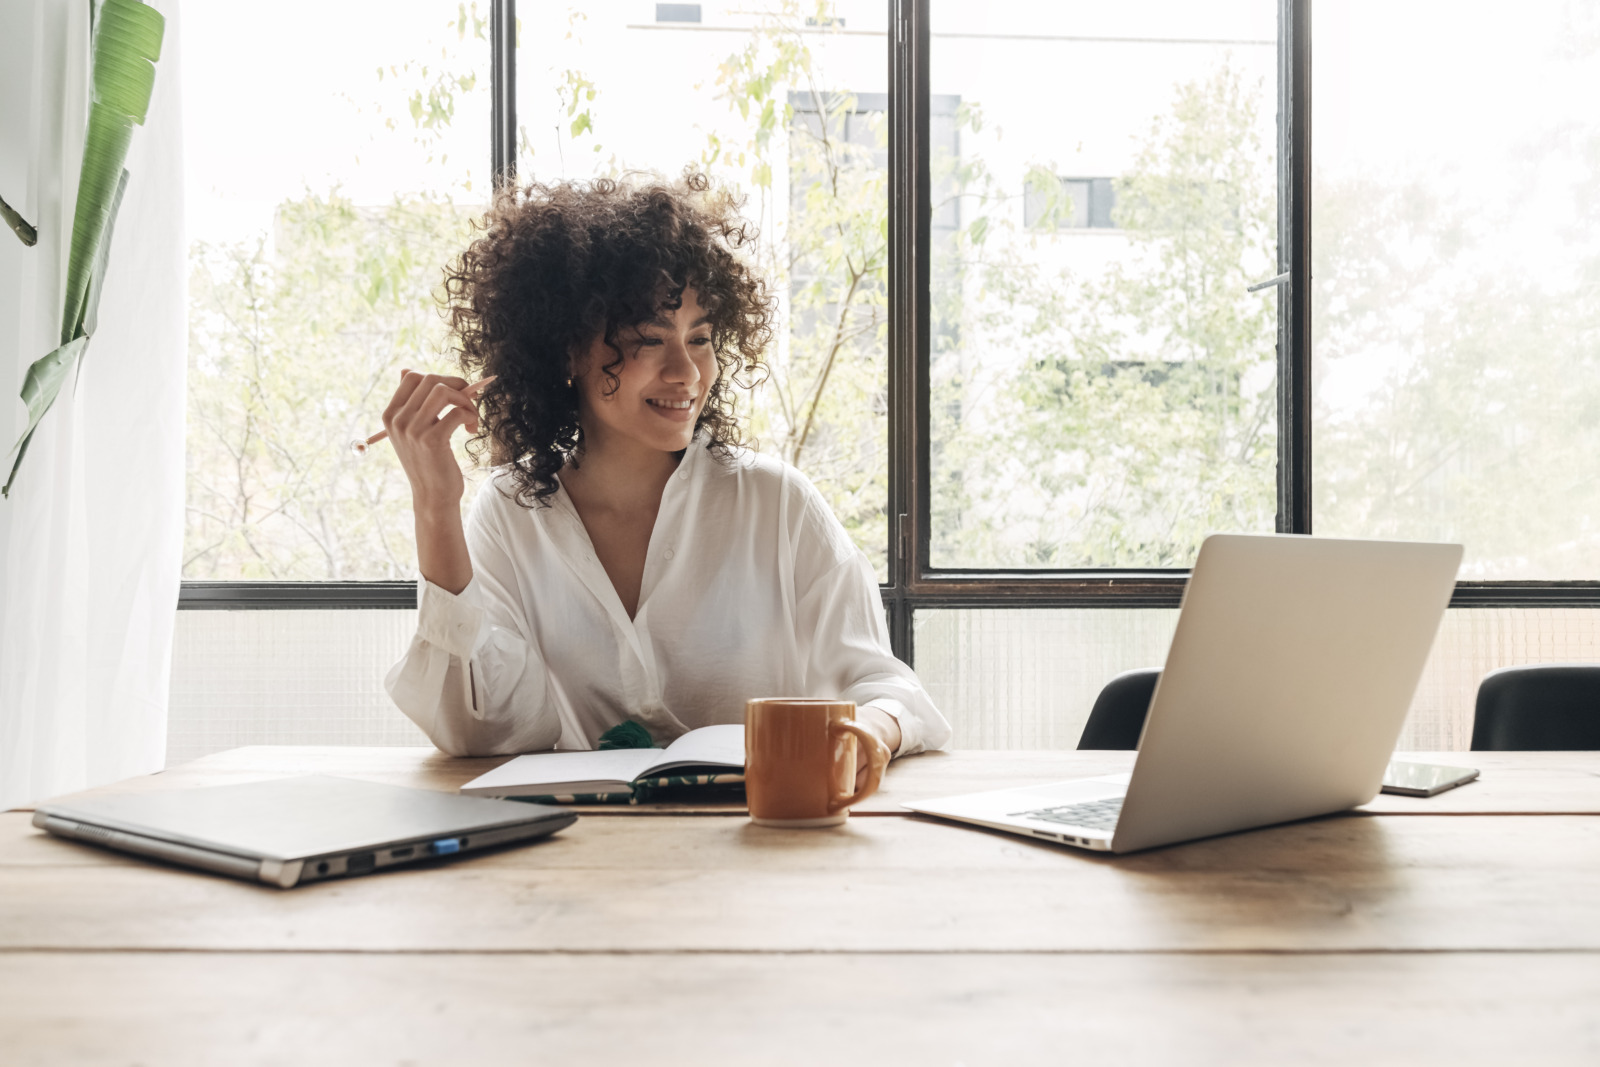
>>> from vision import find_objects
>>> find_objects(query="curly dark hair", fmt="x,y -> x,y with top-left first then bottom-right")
443,170 -> 774,507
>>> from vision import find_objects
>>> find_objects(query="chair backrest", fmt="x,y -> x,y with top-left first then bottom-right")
1077,668 -> 1161,750
1471,664 -> 1600,750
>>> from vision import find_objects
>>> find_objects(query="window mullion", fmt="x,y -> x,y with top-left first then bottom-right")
887,0 -> 929,662
1278,0 -> 1312,534
491,0 -> 517,189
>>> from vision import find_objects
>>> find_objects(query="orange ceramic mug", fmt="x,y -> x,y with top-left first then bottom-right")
744,698 -> 891,827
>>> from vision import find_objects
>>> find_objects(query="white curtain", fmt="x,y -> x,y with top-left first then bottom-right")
0,0 -> 186,809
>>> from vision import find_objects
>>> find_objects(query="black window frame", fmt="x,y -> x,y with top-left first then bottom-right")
179,0 -> 1600,650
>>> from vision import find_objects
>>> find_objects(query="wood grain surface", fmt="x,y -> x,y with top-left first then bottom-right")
6,747 -> 1599,1065
5,811 -> 1599,953
4,951 -> 1598,1067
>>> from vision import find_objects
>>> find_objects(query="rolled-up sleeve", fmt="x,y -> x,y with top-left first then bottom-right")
384,497 -> 560,756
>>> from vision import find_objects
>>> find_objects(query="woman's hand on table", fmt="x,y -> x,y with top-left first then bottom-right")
853,704 -> 902,793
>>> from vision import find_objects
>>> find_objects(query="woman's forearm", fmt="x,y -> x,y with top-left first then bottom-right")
383,368 -> 485,595
415,505 -> 473,594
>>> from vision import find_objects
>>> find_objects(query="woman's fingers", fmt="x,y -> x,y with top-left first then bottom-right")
425,404 -> 479,443
421,394 -> 481,438
384,369 -> 455,429
400,373 -> 469,420
382,370 -> 428,429
380,370 -> 496,514
415,381 -> 479,431
389,372 -> 492,440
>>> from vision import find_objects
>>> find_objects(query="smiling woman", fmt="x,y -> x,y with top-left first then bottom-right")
444,172 -> 773,510
381,172 -> 951,764
560,289 -> 720,618
577,289 -> 718,456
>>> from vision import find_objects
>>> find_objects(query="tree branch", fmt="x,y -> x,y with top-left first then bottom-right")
793,268 -> 865,466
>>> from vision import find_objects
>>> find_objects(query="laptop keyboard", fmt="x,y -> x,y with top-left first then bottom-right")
1012,796 -> 1124,832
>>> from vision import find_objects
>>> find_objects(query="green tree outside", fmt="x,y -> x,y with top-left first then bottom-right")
189,8 -> 1596,586
931,61 -> 1279,568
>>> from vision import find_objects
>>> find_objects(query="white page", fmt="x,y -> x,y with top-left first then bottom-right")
460,749 -> 659,796
641,724 -> 746,776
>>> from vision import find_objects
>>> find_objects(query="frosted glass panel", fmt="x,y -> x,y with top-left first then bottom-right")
167,610 -> 427,766
913,609 -> 1180,749
1402,609 -> 1600,751
168,606 -> 1600,763
914,607 -> 1600,751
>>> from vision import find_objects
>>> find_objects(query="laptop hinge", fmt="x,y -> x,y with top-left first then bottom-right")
258,858 -> 305,889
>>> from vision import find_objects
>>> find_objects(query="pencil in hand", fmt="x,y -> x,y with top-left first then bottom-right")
349,375 -> 497,457
348,429 -> 389,456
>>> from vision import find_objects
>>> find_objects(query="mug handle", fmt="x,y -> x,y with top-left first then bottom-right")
827,720 -> 891,816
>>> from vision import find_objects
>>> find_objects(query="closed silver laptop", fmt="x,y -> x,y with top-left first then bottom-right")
33,774 -> 576,887
904,534 -> 1463,853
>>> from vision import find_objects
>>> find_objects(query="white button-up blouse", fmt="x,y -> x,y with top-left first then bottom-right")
384,441 -> 952,758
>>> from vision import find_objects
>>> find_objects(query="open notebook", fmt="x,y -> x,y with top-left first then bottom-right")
460,724 -> 745,800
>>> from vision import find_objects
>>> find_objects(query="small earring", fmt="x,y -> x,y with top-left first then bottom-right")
565,377 -> 574,388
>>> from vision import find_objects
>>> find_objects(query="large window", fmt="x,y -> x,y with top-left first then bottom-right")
175,1 -> 1600,756
926,2 -> 1280,570
1312,0 -> 1600,580
184,0 -> 491,582
512,0 -> 891,575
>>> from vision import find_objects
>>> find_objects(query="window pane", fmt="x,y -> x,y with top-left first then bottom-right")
183,1 -> 491,580
928,2 -> 1281,568
1313,3 -> 1600,577
517,2 -> 891,577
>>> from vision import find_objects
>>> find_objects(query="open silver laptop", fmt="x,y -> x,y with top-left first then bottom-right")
33,775 -> 576,887
904,534 -> 1463,853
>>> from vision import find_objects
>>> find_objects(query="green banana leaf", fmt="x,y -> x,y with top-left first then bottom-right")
61,0 -> 163,345
3,0 -> 163,498
80,168 -> 129,340
0,167 -> 129,495
2,337 -> 91,494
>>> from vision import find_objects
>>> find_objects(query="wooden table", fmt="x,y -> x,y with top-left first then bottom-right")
4,749 -> 1599,1065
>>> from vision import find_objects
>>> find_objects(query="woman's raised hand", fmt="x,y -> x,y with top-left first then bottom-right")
382,370 -> 494,513
383,370 -> 493,595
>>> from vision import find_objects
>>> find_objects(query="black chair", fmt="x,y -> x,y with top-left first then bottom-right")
1470,664 -> 1600,750
1077,668 -> 1161,750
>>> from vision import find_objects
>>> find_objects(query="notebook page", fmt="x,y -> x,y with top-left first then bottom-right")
642,724 -> 746,776
459,749 -> 660,796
